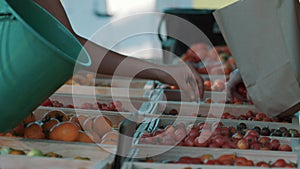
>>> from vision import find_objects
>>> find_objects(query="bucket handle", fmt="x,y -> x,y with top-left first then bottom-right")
0,13 -> 11,17
0,12 -> 15,20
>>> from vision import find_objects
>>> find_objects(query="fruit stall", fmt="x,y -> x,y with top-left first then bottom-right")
1,20 -> 300,168
1,57 -> 300,169
1,25 -> 300,169
1,0 -> 300,169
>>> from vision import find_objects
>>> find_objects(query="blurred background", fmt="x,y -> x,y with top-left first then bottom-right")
61,0 -> 237,63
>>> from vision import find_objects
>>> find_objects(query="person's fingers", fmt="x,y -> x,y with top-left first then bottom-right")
188,64 -> 204,99
232,90 -> 248,102
179,79 -> 196,102
226,89 -> 233,102
196,75 -> 204,98
247,94 -> 252,102
226,83 -> 247,102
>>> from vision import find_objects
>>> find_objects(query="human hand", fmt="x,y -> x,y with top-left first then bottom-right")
158,63 -> 204,102
226,69 -> 249,102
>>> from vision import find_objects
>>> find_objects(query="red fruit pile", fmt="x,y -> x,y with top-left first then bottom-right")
220,111 -> 292,123
163,109 -> 292,123
41,99 -> 122,112
140,122 -> 293,152
204,79 -> 226,92
154,154 -> 297,168
204,97 -> 252,105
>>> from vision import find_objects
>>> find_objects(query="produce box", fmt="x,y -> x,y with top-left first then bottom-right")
94,78 -> 155,90
152,101 -> 296,123
1,94 -> 155,147
122,146 -> 297,168
0,137 -> 113,169
66,73 -> 156,90
55,85 -> 163,101
16,105 -> 148,146
122,161 -> 296,169
34,107 -> 136,130
162,90 -> 251,104
154,100 -> 257,116
42,93 -> 157,114
134,117 -> 300,152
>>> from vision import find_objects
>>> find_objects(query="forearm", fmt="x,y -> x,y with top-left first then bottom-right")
34,0 -> 161,80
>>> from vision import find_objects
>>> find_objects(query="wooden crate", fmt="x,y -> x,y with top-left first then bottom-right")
132,117 -> 300,152
153,101 -> 258,116
34,106 -> 149,130
94,78 -> 155,90
44,93 -> 156,114
55,85 -> 162,101
122,162 -> 294,169
144,117 -> 300,131
122,146 -> 297,169
0,137 -> 114,169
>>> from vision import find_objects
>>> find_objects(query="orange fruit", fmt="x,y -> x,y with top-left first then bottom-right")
23,113 -> 36,125
49,122 -> 80,142
82,117 -> 101,143
92,115 -> 112,137
11,122 -> 25,136
42,118 -> 59,131
10,149 -> 25,155
4,132 -> 14,137
101,130 -> 119,141
24,122 -> 45,139
76,131 -> 94,143
112,123 -> 120,129
204,80 -> 212,91
43,110 -> 68,122
204,98 -> 213,103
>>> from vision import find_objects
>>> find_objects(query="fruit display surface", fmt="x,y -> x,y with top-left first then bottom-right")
164,80 -> 252,105
164,78 -> 229,93
162,109 -> 292,123
142,154 -> 297,167
154,101 -> 297,124
65,73 -> 154,89
41,98 -> 122,112
0,109 -> 120,145
55,85 -> 161,101
138,118 -> 299,152
0,137 -> 112,169
40,93 -> 154,114
122,145 -> 297,169
0,146 -> 89,160
181,45 -> 236,76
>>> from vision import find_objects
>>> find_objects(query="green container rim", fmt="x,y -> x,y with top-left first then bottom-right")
164,8 -> 215,15
4,0 -> 91,67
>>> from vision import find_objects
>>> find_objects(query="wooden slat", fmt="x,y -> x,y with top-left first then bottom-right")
154,101 -> 258,116
94,79 -> 154,90
0,155 -> 102,169
46,93 -> 154,114
0,137 -> 115,161
124,146 -> 297,169
0,137 -> 114,169
55,85 -> 155,101
33,107 -> 147,128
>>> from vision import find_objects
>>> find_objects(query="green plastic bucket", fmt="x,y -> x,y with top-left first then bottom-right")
0,0 -> 91,132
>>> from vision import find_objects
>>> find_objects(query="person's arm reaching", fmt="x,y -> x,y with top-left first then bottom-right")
226,69 -> 249,101
33,0 -> 204,100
